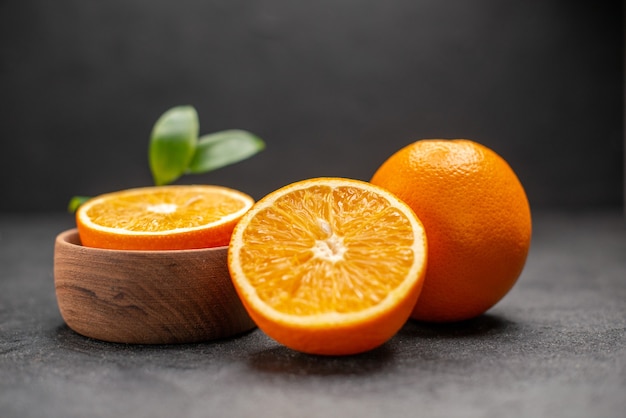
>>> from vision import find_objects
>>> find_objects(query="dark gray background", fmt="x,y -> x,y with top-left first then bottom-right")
1,0 -> 622,212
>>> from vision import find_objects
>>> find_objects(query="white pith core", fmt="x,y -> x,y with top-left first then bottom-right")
146,203 -> 178,214
312,219 -> 346,262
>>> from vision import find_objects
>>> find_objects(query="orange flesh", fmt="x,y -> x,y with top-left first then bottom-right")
84,188 -> 248,232
238,185 -> 416,316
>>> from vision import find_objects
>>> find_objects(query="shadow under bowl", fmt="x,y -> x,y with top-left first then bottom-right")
53,229 -> 256,344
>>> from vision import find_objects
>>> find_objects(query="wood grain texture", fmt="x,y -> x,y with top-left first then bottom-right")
54,229 -> 256,344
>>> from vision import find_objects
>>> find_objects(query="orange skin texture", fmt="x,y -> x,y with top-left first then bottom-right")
371,139 -> 532,322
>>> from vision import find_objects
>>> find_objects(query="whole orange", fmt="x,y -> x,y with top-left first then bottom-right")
371,139 -> 531,322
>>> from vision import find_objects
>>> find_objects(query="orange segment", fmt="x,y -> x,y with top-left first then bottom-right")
76,185 -> 254,250
228,177 -> 428,355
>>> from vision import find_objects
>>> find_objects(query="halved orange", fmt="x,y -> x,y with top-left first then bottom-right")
76,185 -> 254,250
227,177 -> 428,355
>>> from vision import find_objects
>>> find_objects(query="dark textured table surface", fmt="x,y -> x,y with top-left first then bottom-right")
1,211 -> 625,418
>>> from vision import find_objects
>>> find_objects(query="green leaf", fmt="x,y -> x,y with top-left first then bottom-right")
187,130 -> 265,174
149,106 -> 199,186
67,196 -> 91,213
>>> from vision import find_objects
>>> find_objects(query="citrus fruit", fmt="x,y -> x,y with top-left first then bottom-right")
371,139 -> 531,322
76,185 -> 254,250
227,177 -> 428,355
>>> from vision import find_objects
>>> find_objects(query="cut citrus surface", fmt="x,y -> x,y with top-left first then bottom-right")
371,139 -> 532,322
227,177 -> 428,355
76,185 -> 254,250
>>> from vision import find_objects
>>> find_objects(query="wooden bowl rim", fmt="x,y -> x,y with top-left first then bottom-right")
56,228 -> 229,255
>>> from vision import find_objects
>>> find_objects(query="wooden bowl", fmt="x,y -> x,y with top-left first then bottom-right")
53,229 -> 256,344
